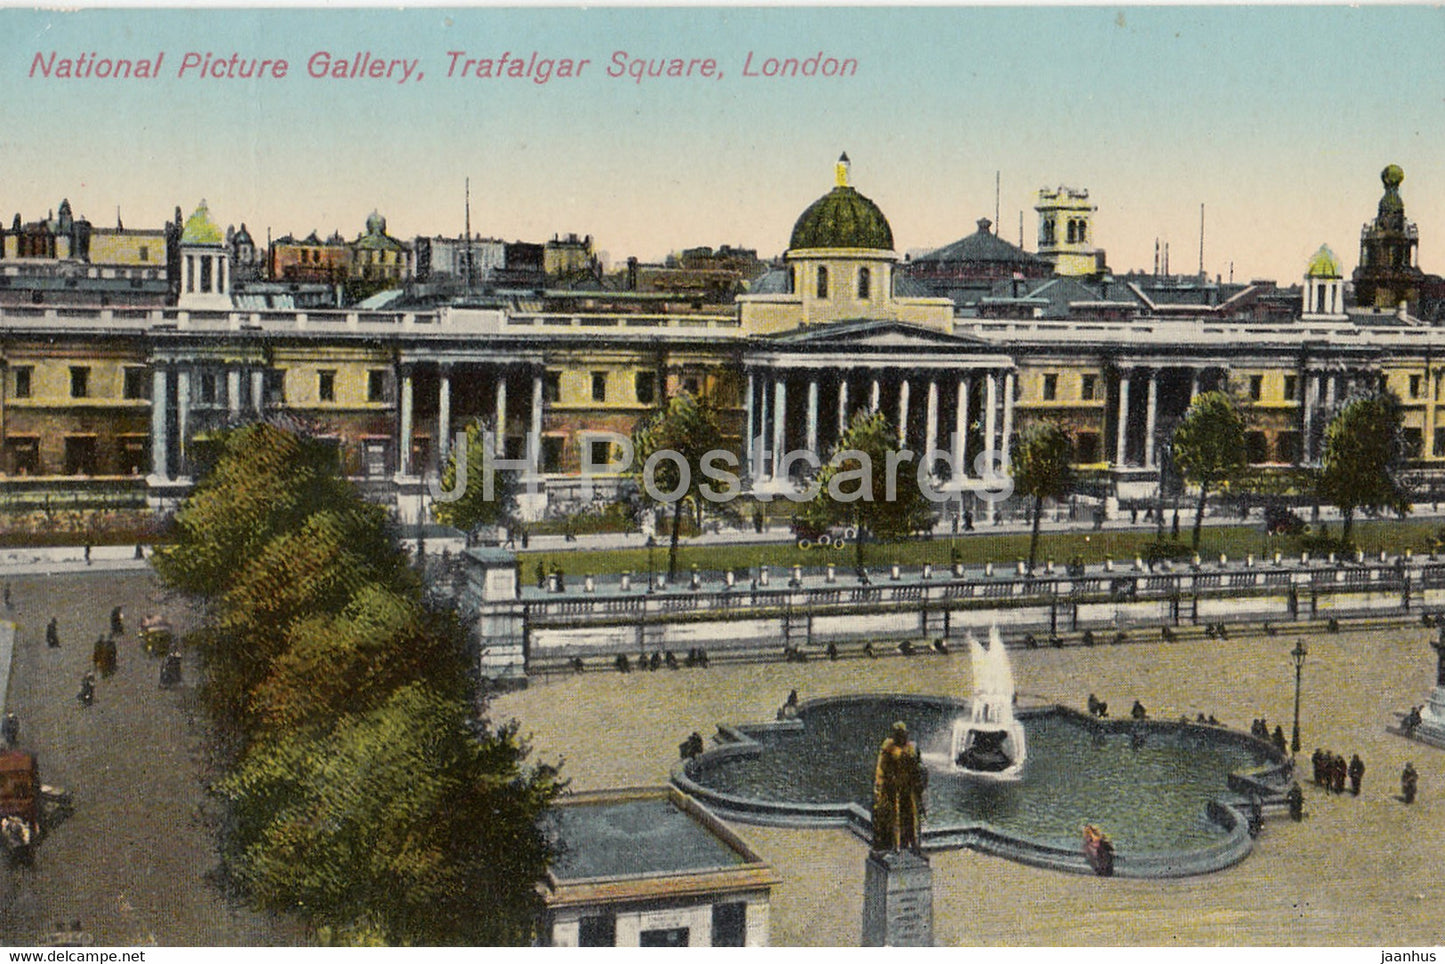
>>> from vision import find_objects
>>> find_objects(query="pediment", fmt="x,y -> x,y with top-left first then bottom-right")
763,319 -> 981,351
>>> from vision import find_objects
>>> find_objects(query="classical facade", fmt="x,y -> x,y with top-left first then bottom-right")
5,165 -> 1445,522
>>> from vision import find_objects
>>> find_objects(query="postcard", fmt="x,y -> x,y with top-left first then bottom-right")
0,4 -> 1443,953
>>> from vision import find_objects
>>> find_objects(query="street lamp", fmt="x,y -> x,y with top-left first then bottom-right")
1290,639 -> 1308,754
645,536 -> 657,593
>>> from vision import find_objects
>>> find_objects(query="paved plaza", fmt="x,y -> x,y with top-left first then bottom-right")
498,624 -> 1445,946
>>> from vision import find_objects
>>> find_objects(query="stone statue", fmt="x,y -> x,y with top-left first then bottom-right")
872,721 -> 927,852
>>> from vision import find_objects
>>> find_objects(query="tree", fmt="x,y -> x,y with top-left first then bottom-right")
431,416 -> 519,535
1171,391 -> 1248,550
632,390 -> 725,579
1318,392 -> 1410,545
796,409 -> 936,568
1011,422 -> 1074,574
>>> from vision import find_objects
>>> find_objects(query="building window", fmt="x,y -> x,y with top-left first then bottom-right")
640,928 -> 690,948
591,371 -> 607,403
5,438 -> 38,475
119,436 -> 149,475
1404,427 -> 1424,459
1080,374 -> 1097,401
1284,375 -> 1298,402
541,436 -> 564,472
543,371 -> 561,404
123,368 -> 147,400
577,915 -> 616,948
64,436 -> 97,475
200,256 -> 213,293
589,439 -> 612,467
816,265 -> 828,299
200,372 -> 217,404
1042,374 -> 1058,401
635,371 -> 657,405
12,367 -> 31,399
1410,374 -> 1423,399
788,266 -> 796,294
1435,427 -> 1445,458
1248,375 -> 1263,401
712,902 -> 747,947
1277,431 -> 1301,464
318,370 -> 336,403
69,366 -> 90,399
367,369 -> 388,403
1076,432 -> 1100,464
1245,431 -> 1268,464
682,376 -> 701,395
857,267 -> 871,300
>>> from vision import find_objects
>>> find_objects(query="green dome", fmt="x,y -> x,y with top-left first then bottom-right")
789,185 -> 894,251
1306,243 -> 1342,278
181,200 -> 223,245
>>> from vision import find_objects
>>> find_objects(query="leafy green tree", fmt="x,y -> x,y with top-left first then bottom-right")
632,390 -> 725,578
1171,391 -> 1248,550
1318,392 -> 1410,545
796,409 -> 935,568
1011,422 -> 1075,574
431,416 -> 519,535
220,684 -> 563,946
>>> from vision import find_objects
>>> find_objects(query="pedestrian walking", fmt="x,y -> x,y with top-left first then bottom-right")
1272,726 -> 1288,757
1287,781 -> 1305,821
1348,754 -> 1365,796
46,617 -> 59,648
1332,754 -> 1347,794
2,711 -> 18,746
83,542 -> 91,565
110,606 -> 124,637
1402,762 -> 1419,804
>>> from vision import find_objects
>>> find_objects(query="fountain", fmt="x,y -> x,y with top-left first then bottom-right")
949,626 -> 1026,779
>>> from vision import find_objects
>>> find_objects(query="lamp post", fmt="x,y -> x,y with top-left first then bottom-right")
1290,638 -> 1308,754
645,536 -> 657,593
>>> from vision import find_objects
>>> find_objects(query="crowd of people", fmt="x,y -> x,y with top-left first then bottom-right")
1311,748 -> 1367,796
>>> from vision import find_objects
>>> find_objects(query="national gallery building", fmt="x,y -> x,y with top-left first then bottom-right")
3,158 -> 1445,521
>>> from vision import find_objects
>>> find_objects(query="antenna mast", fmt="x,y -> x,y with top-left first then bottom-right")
994,171 -> 1000,234
1198,203 -> 1205,277
465,177 -> 474,291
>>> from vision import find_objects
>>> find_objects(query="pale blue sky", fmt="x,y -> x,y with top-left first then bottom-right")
3,6 -> 1443,283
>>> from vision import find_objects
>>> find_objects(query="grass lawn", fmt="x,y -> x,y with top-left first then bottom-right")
518,517 -> 1445,578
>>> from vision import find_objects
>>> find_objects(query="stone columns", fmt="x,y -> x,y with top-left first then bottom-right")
1303,371 -> 1319,463
529,369 -> 544,475
495,371 -> 508,438
757,371 -> 770,482
438,365 -> 452,462
744,369 -> 755,480
772,377 -> 787,480
1116,368 -> 1132,466
806,377 -> 820,455
984,372 -> 998,460
227,368 -> 242,418
1000,371 -> 1015,466
924,379 -> 939,459
897,378 -> 910,445
1324,371 -> 1337,410
251,369 -> 264,414
870,377 -> 881,412
837,376 -> 849,439
399,366 -> 414,476
151,367 -> 169,479
1145,369 -> 1159,469
1190,369 -> 1200,402
955,376 -> 971,479
176,367 -> 191,476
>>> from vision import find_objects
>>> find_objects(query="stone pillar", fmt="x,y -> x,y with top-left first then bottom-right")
1145,369 -> 1159,469
150,367 -> 169,480
1302,371 -> 1318,463
1324,371 -> 1337,410
227,367 -> 242,418
529,369 -> 544,476
757,371 -> 770,482
1190,369 -> 1200,402
984,371 -> 998,459
837,375 -> 850,439
806,377 -> 820,455
250,369 -> 264,414
744,369 -> 755,480
399,366 -> 414,476
176,367 -> 191,476
897,378 -> 910,445
956,376 -> 971,479
1000,370 -> 1015,467
870,377 -> 881,412
1116,368 -> 1132,466
495,371 -> 508,436
924,379 -> 939,459
862,850 -> 933,947
438,365 -> 452,463
772,377 -> 787,480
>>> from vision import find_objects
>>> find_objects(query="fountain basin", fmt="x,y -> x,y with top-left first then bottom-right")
673,694 -> 1289,878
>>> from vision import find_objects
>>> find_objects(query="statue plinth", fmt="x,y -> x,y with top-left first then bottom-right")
862,848 -> 933,947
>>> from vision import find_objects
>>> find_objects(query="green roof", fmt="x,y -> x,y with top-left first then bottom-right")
789,185 -> 894,252
181,201 -> 223,245
1306,244 -> 1342,278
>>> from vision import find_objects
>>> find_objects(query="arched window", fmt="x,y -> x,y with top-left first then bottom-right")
788,266 -> 796,294
857,267 -> 871,300
817,265 -> 829,299
1077,222 -> 1087,244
